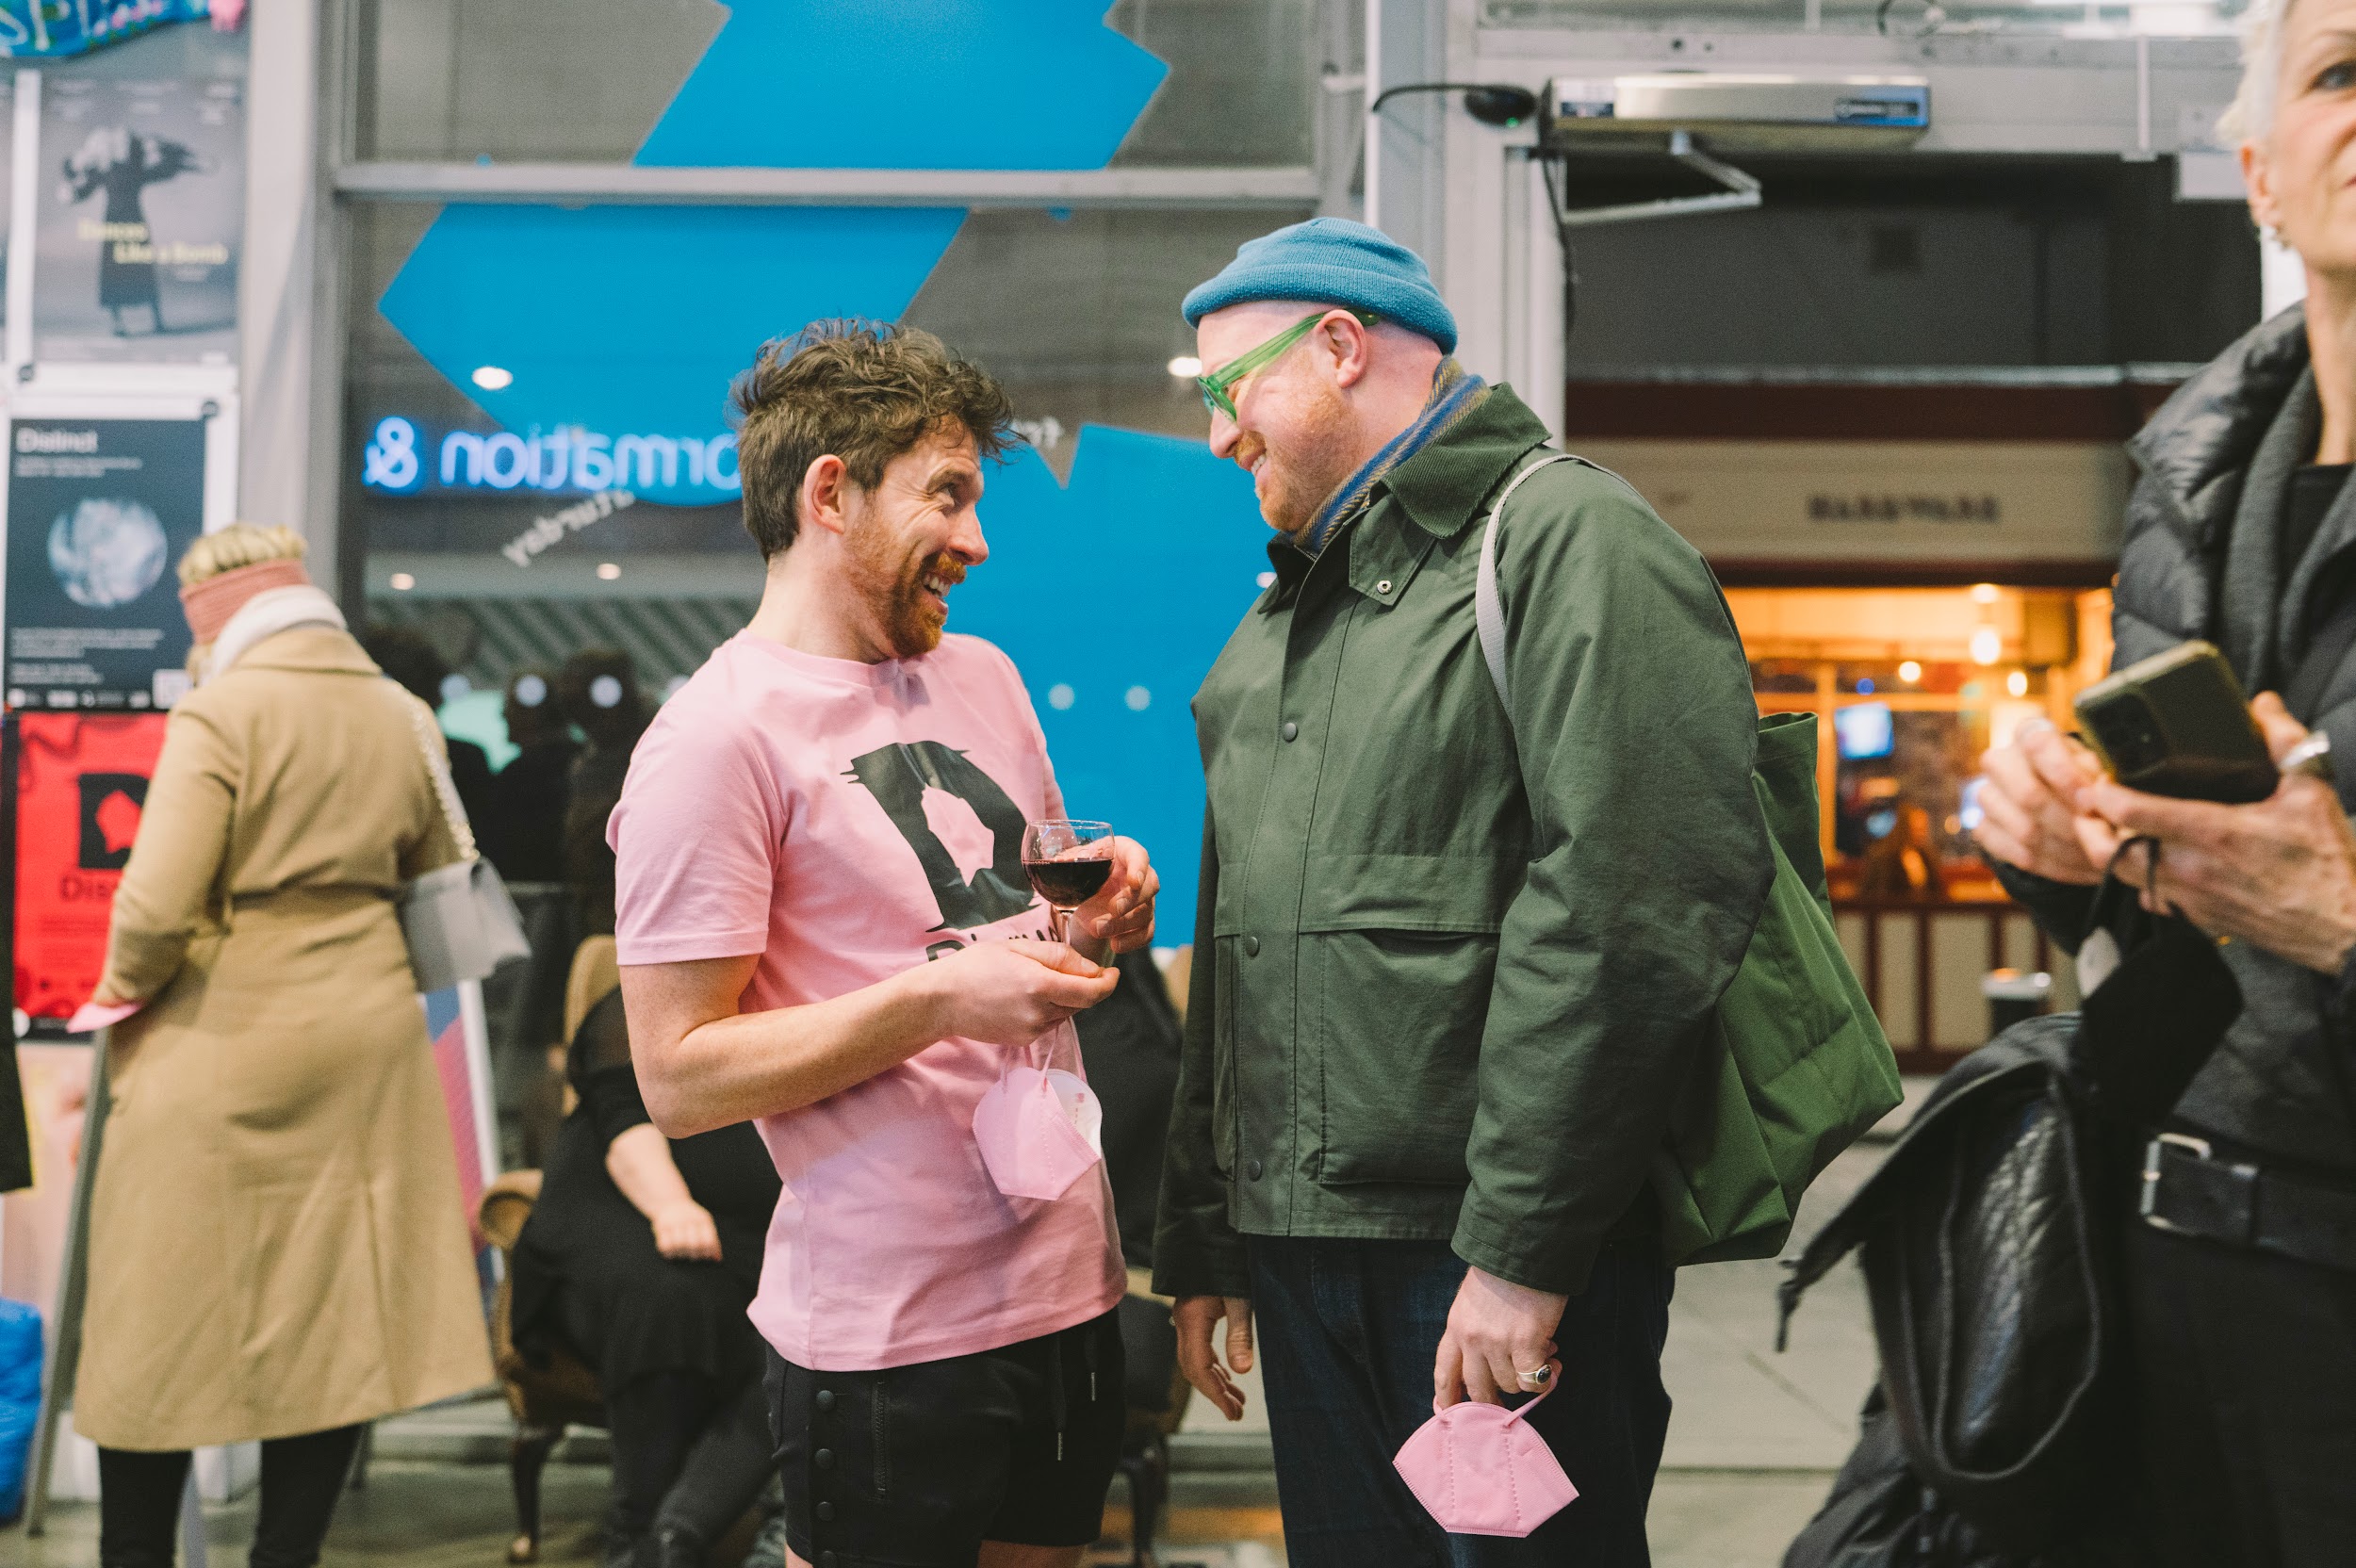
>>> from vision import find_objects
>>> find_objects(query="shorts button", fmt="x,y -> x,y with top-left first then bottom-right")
1247,1158 -> 1264,1181
814,1447 -> 835,1470
814,1388 -> 835,1413
1243,936 -> 1260,957
1282,720 -> 1299,742
816,1503 -> 836,1523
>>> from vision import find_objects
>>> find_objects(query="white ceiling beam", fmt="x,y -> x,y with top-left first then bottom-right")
335,162 -> 1322,207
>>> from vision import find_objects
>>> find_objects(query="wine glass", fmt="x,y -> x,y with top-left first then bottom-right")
1023,819 -> 1116,942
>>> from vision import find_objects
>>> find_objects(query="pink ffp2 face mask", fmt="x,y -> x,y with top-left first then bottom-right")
973,1062 -> 1103,1202
1393,1388 -> 1578,1538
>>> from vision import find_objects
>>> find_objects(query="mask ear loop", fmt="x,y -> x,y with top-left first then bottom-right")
2105,833 -> 2173,918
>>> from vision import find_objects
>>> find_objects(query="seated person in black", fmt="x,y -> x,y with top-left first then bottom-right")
511,990 -> 781,1568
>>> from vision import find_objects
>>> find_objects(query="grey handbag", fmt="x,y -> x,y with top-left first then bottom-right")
397,694 -> 532,993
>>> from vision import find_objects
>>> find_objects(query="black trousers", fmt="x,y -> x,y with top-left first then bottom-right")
602,1370 -> 776,1552
99,1425 -> 365,1568
2125,1221 -> 2356,1567
1248,1235 -> 1673,1568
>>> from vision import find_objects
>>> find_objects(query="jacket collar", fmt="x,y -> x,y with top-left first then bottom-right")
229,624 -> 382,678
1256,385 -> 1554,609
1380,385 -> 1554,540
2131,303 -> 2313,545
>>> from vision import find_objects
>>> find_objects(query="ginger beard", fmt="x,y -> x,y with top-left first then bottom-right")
843,504 -> 964,659
1252,375 -> 1361,537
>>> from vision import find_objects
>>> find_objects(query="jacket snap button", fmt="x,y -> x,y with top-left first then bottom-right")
1248,1158 -> 1265,1181
814,1388 -> 835,1413
814,1447 -> 835,1469
1243,936 -> 1260,957
1376,579 -> 1392,594
1281,720 -> 1299,742
816,1503 -> 836,1522
819,1554 -> 839,1568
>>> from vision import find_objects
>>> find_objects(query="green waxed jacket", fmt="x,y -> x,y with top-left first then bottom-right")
1151,388 -> 1776,1299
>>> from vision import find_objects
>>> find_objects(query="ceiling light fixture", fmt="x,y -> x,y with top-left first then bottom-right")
471,365 -> 515,391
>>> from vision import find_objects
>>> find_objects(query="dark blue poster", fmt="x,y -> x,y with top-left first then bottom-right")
5,416 -> 205,710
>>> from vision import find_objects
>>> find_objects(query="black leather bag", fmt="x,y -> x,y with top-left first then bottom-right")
1779,919 -> 2241,1560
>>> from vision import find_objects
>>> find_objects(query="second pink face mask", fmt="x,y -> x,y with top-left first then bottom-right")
1392,1389 -> 1578,1538
973,1063 -> 1103,1202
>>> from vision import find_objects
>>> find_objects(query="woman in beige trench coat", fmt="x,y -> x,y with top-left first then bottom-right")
77,525 -> 492,1568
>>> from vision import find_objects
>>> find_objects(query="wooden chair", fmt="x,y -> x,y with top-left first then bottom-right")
479,936 -> 620,1563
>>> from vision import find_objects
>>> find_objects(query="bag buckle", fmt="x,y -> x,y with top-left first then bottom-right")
2141,1132 -> 2260,1243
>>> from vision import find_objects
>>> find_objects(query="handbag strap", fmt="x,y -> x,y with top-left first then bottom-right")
400,690 -> 481,862
1473,453 -> 1578,711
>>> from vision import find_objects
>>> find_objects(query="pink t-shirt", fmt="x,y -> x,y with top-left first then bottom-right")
609,630 -> 1124,1371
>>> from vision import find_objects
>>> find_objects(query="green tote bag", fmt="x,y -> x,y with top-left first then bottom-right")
1475,455 -> 1902,1266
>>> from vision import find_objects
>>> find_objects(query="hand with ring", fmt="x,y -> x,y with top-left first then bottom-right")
1434,1266 -> 1569,1408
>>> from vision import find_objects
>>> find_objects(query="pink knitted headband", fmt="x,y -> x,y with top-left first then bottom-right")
178,558 -> 311,644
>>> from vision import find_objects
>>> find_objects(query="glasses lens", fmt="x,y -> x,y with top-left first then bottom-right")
1200,381 -> 1230,418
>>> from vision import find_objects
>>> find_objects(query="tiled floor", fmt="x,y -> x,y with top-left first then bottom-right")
4,1104 -> 1910,1568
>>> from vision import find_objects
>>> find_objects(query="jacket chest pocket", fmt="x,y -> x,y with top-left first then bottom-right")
1301,855 -> 1510,1187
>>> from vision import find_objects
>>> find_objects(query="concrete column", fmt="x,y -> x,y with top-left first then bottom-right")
237,0 -> 352,600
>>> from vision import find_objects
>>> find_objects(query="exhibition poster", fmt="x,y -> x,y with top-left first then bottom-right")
6,416 -> 205,710
35,67 -> 241,364
10,710 -> 163,1024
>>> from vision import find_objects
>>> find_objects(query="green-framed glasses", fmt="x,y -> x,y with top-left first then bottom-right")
1196,309 -> 1382,420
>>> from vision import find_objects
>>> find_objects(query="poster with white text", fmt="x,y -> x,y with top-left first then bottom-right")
35,71 -> 241,365
5,416 -> 206,708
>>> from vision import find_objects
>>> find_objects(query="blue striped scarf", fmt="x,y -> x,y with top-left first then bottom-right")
1294,359 -> 1488,560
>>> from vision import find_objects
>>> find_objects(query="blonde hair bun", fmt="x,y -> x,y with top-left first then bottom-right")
177,522 -> 306,588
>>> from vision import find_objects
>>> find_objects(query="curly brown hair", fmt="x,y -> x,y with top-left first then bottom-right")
729,319 -> 1017,559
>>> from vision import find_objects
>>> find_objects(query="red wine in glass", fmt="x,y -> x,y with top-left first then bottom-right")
1023,819 -> 1115,940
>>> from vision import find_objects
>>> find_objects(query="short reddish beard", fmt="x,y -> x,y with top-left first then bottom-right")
1255,377 -> 1360,536
844,506 -> 958,658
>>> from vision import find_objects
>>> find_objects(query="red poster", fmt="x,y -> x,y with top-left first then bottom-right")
13,711 -> 166,1020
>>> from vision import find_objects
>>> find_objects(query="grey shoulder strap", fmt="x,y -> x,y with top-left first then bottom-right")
1474,452 -> 1577,710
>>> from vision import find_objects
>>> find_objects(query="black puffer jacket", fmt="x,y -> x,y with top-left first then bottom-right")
2004,303 -> 2356,1175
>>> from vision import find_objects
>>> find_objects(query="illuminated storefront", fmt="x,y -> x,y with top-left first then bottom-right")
1570,369 -> 2193,1064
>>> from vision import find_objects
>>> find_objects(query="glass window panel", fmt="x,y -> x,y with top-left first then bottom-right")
355,0 -> 1312,166
1833,709 -> 1982,897
358,0 -> 726,163
1105,0 -> 1313,166
900,206 -> 1312,459
346,202 -> 1296,694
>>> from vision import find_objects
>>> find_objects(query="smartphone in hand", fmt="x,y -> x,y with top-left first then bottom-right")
2072,640 -> 2277,804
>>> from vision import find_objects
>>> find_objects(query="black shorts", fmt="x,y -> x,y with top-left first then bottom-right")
764,1307 -> 1125,1567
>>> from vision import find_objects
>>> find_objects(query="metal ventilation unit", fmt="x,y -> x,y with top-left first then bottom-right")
1542,74 -> 1932,155
1533,73 -> 1931,228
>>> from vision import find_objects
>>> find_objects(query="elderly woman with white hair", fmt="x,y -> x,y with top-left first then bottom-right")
75,524 -> 492,1568
1970,0 -> 2356,1559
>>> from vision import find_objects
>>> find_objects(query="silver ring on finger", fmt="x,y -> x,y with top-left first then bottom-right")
1515,1364 -> 1552,1390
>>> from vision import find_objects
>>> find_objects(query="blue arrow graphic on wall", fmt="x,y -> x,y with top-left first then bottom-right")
381,1 -> 1170,455
376,1 -> 1272,932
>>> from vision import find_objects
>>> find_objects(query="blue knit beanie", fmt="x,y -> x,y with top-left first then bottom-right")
1182,217 -> 1457,354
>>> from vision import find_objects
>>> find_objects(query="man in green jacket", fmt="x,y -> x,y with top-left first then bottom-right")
1153,218 -> 1773,1565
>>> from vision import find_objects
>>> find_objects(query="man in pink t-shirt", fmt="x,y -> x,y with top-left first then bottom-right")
612,321 -> 1158,1568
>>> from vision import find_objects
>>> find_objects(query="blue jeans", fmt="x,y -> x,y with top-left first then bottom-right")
1247,1235 -> 1673,1568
